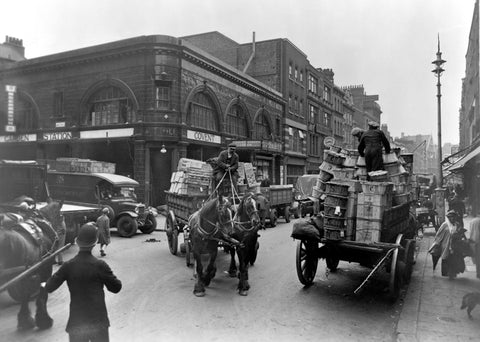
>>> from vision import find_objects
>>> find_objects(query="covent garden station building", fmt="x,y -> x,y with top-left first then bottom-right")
0,35 -> 287,206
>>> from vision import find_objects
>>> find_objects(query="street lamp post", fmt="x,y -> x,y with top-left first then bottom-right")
431,34 -> 446,224
431,34 -> 446,187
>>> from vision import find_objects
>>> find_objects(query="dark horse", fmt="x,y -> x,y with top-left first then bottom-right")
189,195 -> 235,297
226,192 -> 260,296
0,199 -> 64,330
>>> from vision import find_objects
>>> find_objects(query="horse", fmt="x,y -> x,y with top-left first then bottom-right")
0,199 -> 64,331
189,195 -> 236,297
226,192 -> 261,296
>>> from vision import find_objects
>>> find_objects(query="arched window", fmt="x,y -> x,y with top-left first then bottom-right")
226,103 -> 248,138
253,111 -> 271,140
292,129 -> 302,152
187,92 -> 218,131
85,86 -> 135,126
15,94 -> 38,131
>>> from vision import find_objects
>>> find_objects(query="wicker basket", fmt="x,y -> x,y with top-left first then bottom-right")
329,145 -> 342,153
360,181 -> 394,195
383,152 -> 399,164
325,151 -> 346,166
332,168 -> 355,179
368,170 -> 388,182
324,194 -> 348,208
324,205 -> 347,217
324,227 -> 345,241
325,181 -> 350,197
319,170 -> 334,182
389,172 -> 409,184
356,156 -> 366,167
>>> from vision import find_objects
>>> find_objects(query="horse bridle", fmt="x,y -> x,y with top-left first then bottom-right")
195,200 -> 233,238
234,195 -> 259,232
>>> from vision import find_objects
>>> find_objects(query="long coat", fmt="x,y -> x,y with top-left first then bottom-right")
96,214 -> 111,245
358,128 -> 391,173
45,251 -> 122,334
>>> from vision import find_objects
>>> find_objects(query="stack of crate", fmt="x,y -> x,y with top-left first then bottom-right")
323,181 -> 350,240
54,158 -> 116,173
356,181 -> 394,243
169,158 -> 212,195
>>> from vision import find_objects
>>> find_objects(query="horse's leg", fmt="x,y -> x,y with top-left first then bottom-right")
203,248 -> 218,287
35,265 -> 53,329
237,247 -> 250,296
16,280 -> 35,331
228,246 -> 237,277
193,249 -> 206,297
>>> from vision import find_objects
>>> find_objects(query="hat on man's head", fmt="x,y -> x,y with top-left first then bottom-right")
228,143 -> 237,148
446,209 -> 458,217
75,223 -> 98,248
102,207 -> 109,214
368,121 -> 380,128
351,127 -> 364,136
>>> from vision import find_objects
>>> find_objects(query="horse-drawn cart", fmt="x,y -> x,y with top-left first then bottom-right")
293,180 -> 418,301
164,191 -> 208,266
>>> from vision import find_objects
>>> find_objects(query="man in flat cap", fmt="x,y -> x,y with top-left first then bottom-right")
358,121 -> 391,174
351,127 -> 365,142
212,143 -> 240,196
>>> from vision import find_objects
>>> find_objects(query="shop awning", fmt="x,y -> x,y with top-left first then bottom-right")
446,145 -> 480,171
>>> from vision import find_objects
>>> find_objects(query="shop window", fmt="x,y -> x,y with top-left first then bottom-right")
187,92 -> 218,131
87,86 -> 135,126
155,85 -> 170,110
226,103 -> 248,138
253,111 -> 271,140
53,91 -> 64,118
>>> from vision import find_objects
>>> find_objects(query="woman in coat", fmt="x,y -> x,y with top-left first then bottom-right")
428,210 -> 468,279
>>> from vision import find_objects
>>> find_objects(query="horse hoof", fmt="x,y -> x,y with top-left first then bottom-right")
36,315 -> 53,330
228,271 -> 237,278
17,318 -> 35,331
238,290 -> 248,296
194,291 -> 206,297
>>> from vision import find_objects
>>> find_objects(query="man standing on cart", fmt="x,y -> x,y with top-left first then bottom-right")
358,121 -> 391,174
212,143 -> 240,197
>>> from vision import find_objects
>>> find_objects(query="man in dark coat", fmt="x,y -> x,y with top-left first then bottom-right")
44,223 -> 122,342
358,121 -> 391,173
212,143 -> 240,196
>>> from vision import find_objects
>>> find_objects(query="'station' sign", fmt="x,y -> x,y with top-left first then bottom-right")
186,130 -> 221,144
43,131 -> 73,141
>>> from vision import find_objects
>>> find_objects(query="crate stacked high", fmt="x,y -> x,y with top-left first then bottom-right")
307,145 -> 415,244
169,158 -> 212,195
52,158 -> 115,173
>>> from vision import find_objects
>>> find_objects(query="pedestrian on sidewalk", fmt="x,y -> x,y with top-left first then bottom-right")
96,208 -> 111,257
428,210 -> 468,279
44,223 -> 122,342
469,215 -> 480,279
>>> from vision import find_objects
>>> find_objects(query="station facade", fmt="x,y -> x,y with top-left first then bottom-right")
0,35 -> 284,206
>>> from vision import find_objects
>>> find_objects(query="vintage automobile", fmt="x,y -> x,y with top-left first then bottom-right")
47,171 -> 157,237
292,174 -> 319,218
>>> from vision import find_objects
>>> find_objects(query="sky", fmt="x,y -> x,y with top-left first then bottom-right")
1,0 -> 475,145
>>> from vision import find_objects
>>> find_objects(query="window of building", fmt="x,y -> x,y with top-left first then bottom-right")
291,129 -> 302,152
299,100 -> 304,117
294,97 -> 298,112
308,75 -> 317,94
87,86 -> 135,126
226,103 -> 248,138
309,133 -> 319,156
289,63 -> 293,78
309,104 -> 318,124
288,95 -> 292,110
323,86 -> 331,102
294,67 -> 298,80
323,112 -> 331,128
287,165 -> 304,185
187,92 -> 218,131
155,85 -> 170,110
253,111 -> 271,140
53,91 -> 64,118
300,71 -> 303,82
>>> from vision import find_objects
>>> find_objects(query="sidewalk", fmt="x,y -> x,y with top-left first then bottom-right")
396,216 -> 480,341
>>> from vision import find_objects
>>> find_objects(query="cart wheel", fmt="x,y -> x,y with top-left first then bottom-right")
165,211 -> 178,255
326,257 -> 339,272
185,240 -> 193,267
403,239 -> 416,283
389,234 -> 403,301
139,212 -> 157,234
296,240 -> 318,286
269,209 -> 278,227
250,241 -> 259,265
284,206 -> 291,223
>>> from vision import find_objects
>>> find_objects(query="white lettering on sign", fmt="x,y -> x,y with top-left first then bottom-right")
5,85 -> 16,127
0,134 -> 36,143
187,130 -> 221,144
43,131 -> 73,141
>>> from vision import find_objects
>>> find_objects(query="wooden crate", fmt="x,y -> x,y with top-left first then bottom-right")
355,218 -> 382,242
357,192 -> 392,208
356,202 -> 386,221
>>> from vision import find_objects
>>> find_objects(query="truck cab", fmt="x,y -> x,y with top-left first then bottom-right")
47,171 -> 157,237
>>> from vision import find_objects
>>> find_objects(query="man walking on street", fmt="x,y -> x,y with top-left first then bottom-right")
96,208 -> 111,257
44,223 -> 122,342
